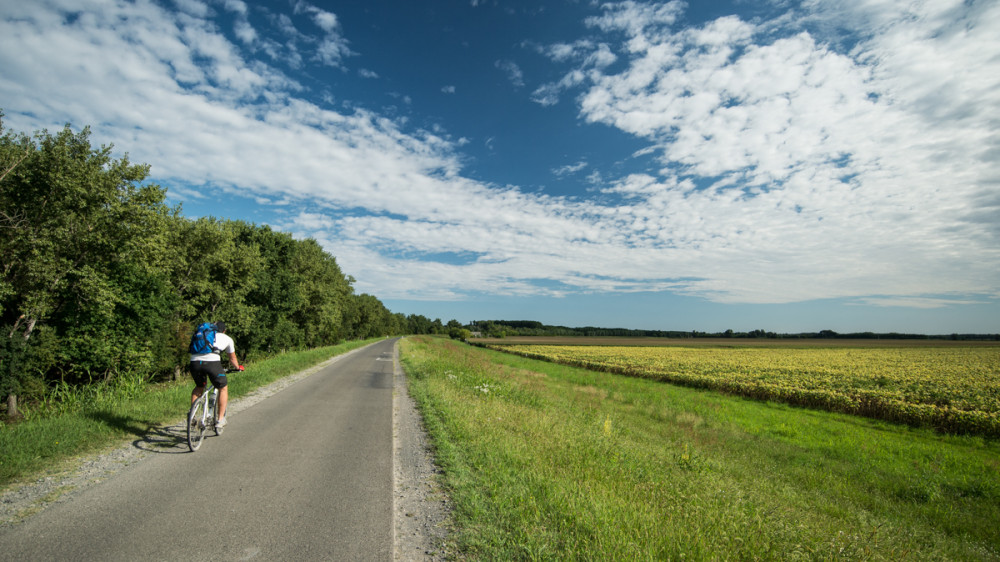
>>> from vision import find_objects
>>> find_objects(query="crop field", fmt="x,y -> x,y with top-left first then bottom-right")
474,336 -> 1000,348
487,343 -> 1000,436
402,336 -> 1000,560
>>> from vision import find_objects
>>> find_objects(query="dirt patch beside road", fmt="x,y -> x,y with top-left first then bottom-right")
393,342 -> 454,560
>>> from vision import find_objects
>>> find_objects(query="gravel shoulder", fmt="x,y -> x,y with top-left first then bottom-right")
0,340 -> 453,560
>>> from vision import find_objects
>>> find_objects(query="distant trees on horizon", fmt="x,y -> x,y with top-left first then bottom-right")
467,320 -> 999,341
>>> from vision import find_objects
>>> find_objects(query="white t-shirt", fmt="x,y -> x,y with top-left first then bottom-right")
189,332 -> 236,362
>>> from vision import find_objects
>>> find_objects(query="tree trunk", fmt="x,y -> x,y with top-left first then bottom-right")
6,394 -> 18,419
173,365 -> 181,382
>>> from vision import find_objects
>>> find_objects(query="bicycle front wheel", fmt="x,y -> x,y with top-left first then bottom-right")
187,397 -> 208,451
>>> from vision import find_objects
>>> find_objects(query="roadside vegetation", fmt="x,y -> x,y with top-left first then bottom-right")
401,336 -> 1000,560
0,113 -> 454,423
0,340 -> 374,489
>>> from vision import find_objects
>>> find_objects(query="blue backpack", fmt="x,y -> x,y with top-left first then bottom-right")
189,322 -> 218,355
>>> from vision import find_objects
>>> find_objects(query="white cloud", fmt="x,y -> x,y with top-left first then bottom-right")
173,0 -> 210,18
271,1 -> 354,68
552,161 -> 589,177
315,36 -> 353,67
233,18 -> 257,44
530,0 -> 1000,304
860,297 -> 983,309
495,59 -> 525,87
2,0 -> 997,308
542,42 -> 583,62
531,69 -> 586,106
441,85 -> 456,94
309,9 -> 338,33
584,0 -> 684,36
223,0 -> 248,16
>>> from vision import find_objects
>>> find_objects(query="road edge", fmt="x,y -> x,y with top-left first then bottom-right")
392,338 -> 453,561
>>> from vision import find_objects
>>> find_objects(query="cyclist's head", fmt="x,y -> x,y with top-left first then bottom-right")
214,321 -> 227,333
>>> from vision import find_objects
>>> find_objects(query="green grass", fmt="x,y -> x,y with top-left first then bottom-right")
401,336 -> 1000,561
0,339 -> 376,489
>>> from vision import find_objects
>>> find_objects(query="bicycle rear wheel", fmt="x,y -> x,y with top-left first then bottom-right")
187,397 -> 208,451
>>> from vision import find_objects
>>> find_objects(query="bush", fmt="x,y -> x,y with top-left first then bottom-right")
449,328 -> 471,341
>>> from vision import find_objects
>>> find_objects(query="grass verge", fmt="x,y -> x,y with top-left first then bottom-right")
0,339 -> 376,489
401,336 -> 1000,561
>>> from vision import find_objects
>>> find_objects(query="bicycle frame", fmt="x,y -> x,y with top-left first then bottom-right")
186,366 -> 239,452
187,386 -> 221,452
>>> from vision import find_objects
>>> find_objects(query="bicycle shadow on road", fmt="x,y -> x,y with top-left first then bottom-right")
131,422 -> 193,455
84,411 -> 191,455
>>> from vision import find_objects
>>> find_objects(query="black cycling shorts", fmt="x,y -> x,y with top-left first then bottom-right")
190,360 -> 228,390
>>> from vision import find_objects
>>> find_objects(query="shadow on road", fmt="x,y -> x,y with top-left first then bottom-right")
83,411 -> 192,455
131,423 -> 192,454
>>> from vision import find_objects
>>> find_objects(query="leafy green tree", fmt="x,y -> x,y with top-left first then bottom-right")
344,293 -> 396,339
162,217 -> 262,365
290,237 -> 353,346
405,314 -> 432,334
236,224 -> 307,353
1,112 -> 411,416
234,224 -> 354,354
1,118 -> 173,410
449,328 -> 471,341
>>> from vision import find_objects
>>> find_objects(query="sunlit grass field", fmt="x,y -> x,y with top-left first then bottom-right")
401,336 -> 1000,560
490,343 -> 1000,436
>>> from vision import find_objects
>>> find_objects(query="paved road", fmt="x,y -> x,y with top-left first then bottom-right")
0,339 -> 397,561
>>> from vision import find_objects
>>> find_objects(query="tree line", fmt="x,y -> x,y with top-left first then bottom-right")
469,321 -> 999,341
0,114 -> 452,418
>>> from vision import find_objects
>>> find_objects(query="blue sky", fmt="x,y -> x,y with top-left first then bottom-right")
2,0 -> 999,334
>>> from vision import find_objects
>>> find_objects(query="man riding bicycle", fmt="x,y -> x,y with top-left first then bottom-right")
189,321 -> 243,428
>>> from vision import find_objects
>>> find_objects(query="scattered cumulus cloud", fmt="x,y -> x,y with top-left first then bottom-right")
495,59 -> 525,88
441,85 -> 456,94
294,2 -> 354,67
553,161 -> 589,177
232,19 -> 257,44
173,0 -> 211,18
1,0 -> 997,307
530,70 -> 586,106
223,0 -> 248,16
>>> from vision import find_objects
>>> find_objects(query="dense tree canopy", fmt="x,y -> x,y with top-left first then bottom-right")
0,114 -> 433,416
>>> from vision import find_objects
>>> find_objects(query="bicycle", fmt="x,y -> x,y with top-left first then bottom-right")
187,367 -> 238,452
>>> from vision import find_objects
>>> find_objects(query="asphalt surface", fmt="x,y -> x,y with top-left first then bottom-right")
0,339 -> 397,561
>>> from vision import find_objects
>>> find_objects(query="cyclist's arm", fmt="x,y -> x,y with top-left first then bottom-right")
228,351 -> 243,370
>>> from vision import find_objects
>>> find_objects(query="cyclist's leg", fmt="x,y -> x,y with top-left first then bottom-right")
205,364 -> 229,421
190,363 -> 208,404
218,386 -> 228,420
191,385 -> 206,405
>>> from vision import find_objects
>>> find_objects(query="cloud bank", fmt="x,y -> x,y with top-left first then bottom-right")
2,0 -> 997,307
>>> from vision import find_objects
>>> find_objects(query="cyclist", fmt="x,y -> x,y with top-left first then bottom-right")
189,321 -> 244,428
